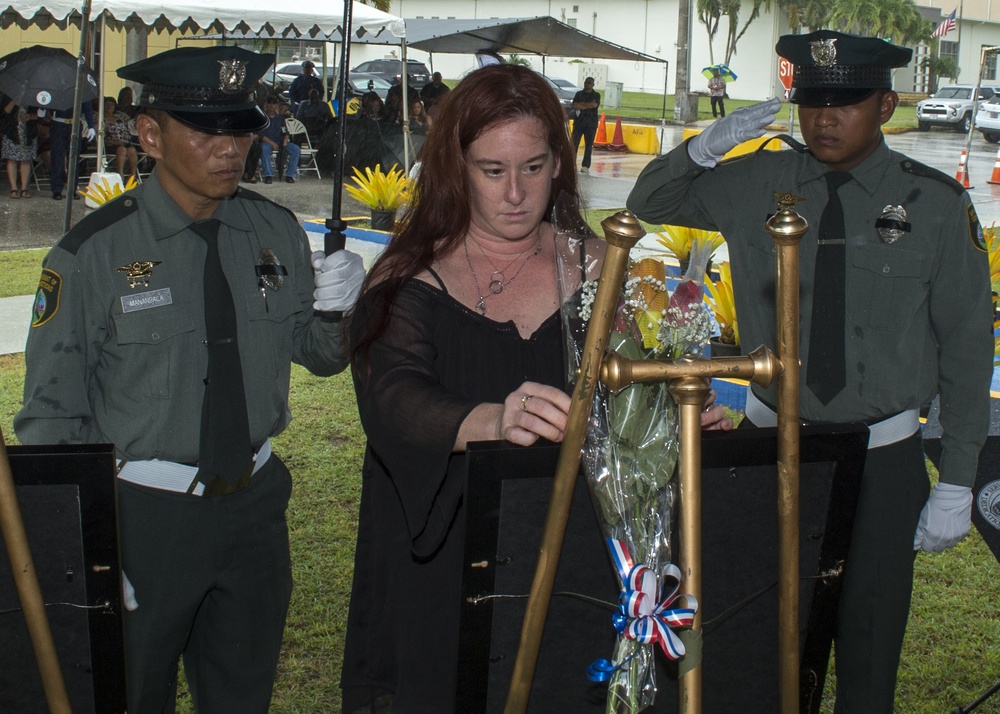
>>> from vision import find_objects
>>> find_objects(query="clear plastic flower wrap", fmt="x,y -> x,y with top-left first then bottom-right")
554,211 -> 711,713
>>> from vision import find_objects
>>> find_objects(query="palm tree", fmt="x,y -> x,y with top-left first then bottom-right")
358,0 -> 393,12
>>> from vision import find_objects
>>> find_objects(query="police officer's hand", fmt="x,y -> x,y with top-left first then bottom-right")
312,250 -> 365,312
688,97 -> 781,168
913,482 -> 973,552
84,126 -> 96,142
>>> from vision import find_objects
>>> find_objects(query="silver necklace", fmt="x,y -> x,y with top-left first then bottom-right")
464,234 -> 542,315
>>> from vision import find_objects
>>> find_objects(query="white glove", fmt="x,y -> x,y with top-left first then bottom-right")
913,482 -> 973,552
36,109 -> 46,118
687,97 -> 781,168
312,249 -> 364,312
84,126 -> 96,142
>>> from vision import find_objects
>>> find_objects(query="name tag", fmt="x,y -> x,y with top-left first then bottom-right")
121,288 -> 173,313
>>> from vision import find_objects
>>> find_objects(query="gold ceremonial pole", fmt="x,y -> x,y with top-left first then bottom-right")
504,212 -> 645,713
0,428 -> 72,714
506,202 -> 806,712
766,196 -> 809,713
670,373 -> 709,713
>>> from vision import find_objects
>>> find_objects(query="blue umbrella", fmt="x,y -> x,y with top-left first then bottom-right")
702,64 -> 738,82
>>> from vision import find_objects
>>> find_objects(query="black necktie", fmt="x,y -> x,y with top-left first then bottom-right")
806,171 -> 852,405
190,219 -> 252,495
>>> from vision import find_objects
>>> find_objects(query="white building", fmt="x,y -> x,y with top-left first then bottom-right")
347,0 -> 1000,100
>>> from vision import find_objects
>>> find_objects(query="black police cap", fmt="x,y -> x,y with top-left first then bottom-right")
776,31 -> 912,107
117,46 -> 273,133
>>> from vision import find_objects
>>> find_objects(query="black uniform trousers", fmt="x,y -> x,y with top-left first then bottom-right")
118,455 -> 293,713
741,418 -> 928,712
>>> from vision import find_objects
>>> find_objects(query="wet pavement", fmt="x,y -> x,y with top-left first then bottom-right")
5,122 -> 1000,254
3,121 -> 1000,360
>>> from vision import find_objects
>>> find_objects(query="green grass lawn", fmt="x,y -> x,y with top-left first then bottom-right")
0,347 -> 997,711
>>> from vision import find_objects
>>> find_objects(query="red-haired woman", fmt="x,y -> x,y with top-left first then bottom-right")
340,63 -> 730,711
340,64 -> 578,711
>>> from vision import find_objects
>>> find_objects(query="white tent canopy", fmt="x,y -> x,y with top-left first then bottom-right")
1,0 -> 405,230
1,0 -> 406,39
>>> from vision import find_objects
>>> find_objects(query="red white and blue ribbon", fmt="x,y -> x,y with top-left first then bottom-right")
588,538 -> 698,682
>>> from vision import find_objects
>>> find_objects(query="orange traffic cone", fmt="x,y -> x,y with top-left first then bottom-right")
607,116 -> 629,153
955,149 -> 973,189
988,147 -> 1000,185
593,114 -> 608,149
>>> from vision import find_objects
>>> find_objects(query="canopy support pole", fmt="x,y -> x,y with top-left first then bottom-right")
62,0 -> 93,232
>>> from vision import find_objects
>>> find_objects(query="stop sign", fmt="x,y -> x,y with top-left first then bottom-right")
778,58 -> 794,92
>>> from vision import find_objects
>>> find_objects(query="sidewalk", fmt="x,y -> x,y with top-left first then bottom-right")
0,296 -> 32,356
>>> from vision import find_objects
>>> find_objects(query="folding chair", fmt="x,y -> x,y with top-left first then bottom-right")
31,157 -> 50,192
284,118 -> 321,179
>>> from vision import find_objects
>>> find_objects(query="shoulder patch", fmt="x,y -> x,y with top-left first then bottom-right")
58,194 -> 140,256
31,268 -> 62,327
235,187 -> 298,222
968,203 -> 988,252
899,159 -> 965,195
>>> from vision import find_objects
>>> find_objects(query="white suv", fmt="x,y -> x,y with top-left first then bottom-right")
916,84 -> 999,133
976,96 -> 1000,143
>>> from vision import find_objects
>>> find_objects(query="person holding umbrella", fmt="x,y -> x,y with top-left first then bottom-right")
708,67 -> 727,118
1,93 -> 38,198
15,45 -> 365,712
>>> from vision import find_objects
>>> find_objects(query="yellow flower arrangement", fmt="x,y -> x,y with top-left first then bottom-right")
76,175 -> 138,205
704,261 -> 739,345
343,164 -> 412,211
984,224 -> 1000,364
655,224 -> 725,264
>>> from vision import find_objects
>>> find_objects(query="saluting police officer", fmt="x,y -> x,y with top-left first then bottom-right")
628,31 -> 993,712
15,46 -> 365,712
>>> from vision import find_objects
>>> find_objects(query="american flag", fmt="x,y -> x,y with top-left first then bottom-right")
932,9 -> 957,38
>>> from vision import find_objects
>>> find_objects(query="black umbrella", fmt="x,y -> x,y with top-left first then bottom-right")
0,45 -> 99,111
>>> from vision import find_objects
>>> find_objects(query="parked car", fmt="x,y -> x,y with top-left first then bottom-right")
352,58 -> 431,90
916,84 -> 1000,133
542,75 -> 581,116
341,73 -> 393,100
275,61 -> 336,85
976,96 -> 1000,143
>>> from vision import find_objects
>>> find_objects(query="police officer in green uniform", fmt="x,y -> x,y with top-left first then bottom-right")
627,31 -> 993,712
15,46 -> 365,712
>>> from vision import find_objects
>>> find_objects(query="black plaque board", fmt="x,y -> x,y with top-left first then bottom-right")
459,424 -> 868,713
0,443 -> 125,713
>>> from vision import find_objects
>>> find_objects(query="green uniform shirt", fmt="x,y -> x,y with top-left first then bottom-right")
627,138 -> 993,487
15,173 -> 348,463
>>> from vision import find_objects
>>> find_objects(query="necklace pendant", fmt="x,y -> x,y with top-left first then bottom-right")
489,279 -> 504,295
476,297 -> 487,315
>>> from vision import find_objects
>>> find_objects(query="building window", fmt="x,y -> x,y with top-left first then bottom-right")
982,45 -> 998,81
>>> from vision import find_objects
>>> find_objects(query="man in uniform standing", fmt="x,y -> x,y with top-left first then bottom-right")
15,46 -> 365,712
627,31 -> 993,712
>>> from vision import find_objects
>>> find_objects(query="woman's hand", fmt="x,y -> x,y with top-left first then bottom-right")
500,382 -> 572,446
456,381 -> 572,450
701,388 -> 734,431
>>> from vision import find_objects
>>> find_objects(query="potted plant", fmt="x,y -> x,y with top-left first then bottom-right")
704,261 -> 740,356
655,224 -> 725,277
344,163 -> 412,231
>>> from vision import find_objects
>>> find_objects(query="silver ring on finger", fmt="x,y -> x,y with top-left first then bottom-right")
521,394 -> 534,411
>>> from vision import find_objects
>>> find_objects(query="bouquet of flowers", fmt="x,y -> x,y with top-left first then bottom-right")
556,231 -> 713,713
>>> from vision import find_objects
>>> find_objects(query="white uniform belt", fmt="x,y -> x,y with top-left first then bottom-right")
117,439 -> 271,496
50,116 -> 73,124
745,389 -> 918,450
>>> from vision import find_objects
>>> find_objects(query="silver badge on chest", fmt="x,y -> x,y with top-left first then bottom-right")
876,205 -> 909,244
